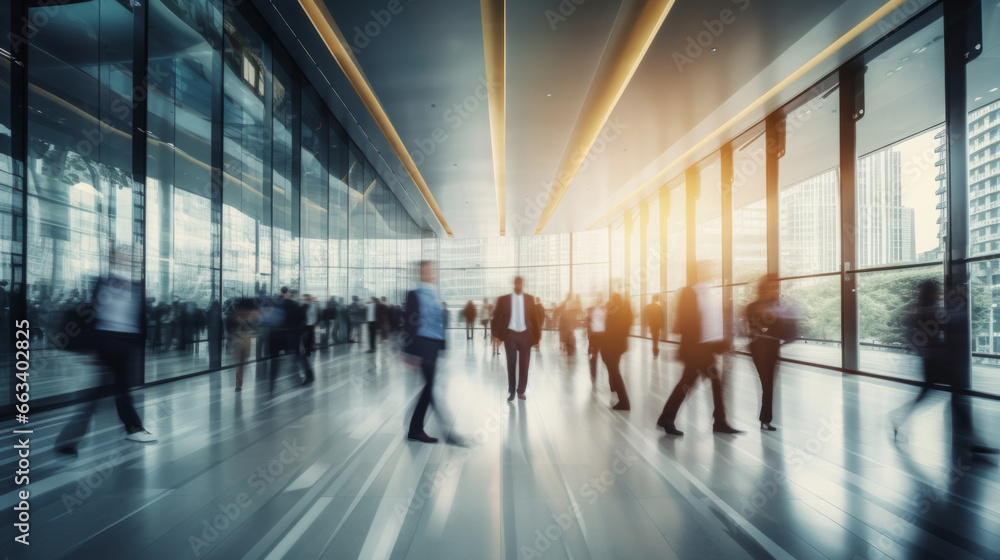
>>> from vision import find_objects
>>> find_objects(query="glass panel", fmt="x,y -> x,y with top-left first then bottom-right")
971,259 -> 1000,394
778,275 -> 841,368
26,0 -> 136,398
329,121 -> 348,324
778,85 -> 840,277
857,265 -> 942,381
732,134 -> 768,283
696,159 -> 723,285
967,0 -> 1000,259
857,19 -> 945,268
628,210 -> 640,334
610,219 -> 625,294
146,0 -> 220,381
272,53 -> 298,296
222,6 -> 269,304
0,0 -> 14,407
665,182 -> 686,341
646,195 -> 661,296
301,87 -> 328,302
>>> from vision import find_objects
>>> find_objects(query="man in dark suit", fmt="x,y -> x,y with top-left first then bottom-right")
657,263 -> 741,436
491,276 -> 541,401
643,294 -> 664,357
402,261 -> 448,444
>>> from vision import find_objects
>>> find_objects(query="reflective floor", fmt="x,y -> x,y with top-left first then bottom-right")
3,331 -> 1000,559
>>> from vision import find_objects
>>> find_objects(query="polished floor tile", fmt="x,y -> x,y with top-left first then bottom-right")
3,331 -> 1000,559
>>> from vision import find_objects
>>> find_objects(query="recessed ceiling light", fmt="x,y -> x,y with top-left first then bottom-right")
546,93 -> 552,97
885,71 -> 894,76
975,96 -> 984,101
991,88 -> 999,93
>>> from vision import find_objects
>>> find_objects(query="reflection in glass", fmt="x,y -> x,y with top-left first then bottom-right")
778,85 -> 840,277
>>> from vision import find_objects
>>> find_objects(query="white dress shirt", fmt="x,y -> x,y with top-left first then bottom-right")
366,302 -> 376,322
590,306 -> 607,333
306,303 -> 318,326
695,284 -> 723,343
508,293 -> 527,332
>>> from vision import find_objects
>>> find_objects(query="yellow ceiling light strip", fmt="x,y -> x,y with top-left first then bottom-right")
588,0 -> 909,230
299,0 -> 453,236
481,0 -> 506,236
534,0 -> 676,235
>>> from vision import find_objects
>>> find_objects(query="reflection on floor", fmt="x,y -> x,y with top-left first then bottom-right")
2,331 -> 999,559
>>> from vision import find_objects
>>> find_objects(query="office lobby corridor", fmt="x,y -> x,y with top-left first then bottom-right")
2,331 -> 999,560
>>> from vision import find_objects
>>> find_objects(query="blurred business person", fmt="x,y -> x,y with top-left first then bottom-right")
587,293 -> 607,383
643,294 -> 663,357
745,274 -> 798,431
657,261 -> 742,436
402,261 -> 448,444
480,298 -> 493,340
463,300 -> 477,339
492,276 -> 541,401
57,250 -> 156,453
602,293 -> 633,411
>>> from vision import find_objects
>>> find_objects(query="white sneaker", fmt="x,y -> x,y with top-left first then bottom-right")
126,430 -> 157,443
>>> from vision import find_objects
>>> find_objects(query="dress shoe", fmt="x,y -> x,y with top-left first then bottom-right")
507,392 -> 515,402
407,432 -> 439,444
760,422 -> 777,432
971,444 -> 999,454
611,402 -> 631,411
517,392 -> 526,400
657,419 -> 683,436
713,423 -> 744,435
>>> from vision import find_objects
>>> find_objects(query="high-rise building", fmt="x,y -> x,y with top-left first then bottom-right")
778,170 -> 840,275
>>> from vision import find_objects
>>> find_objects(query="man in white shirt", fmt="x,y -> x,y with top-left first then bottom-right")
303,294 -> 318,356
587,293 -> 607,382
491,277 -> 541,401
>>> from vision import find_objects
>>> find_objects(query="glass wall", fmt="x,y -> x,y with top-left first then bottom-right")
855,18 -> 946,379
645,193 -> 662,338
627,209 -> 640,333
437,235 -> 575,327
26,0 -> 138,398
8,0 -> 429,404
968,0 -> 1000,393
572,229 -> 610,309
599,1 -> 978,385
665,180 -> 686,341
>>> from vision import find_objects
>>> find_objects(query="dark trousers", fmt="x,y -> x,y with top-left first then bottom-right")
749,338 -> 779,424
368,322 -> 377,351
650,327 -> 661,356
270,333 -> 314,389
659,346 -> 727,425
409,337 -> 445,436
588,333 -> 603,381
303,325 -> 316,355
602,349 -> 629,406
465,321 -> 474,339
504,330 -> 531,394
57,333 -> 144,449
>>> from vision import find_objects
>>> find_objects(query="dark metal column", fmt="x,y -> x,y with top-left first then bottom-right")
721,144 -> 734,341
686,167 -> 699,286
765,114 -> 781,277
208,0 -> 224,370
839,65 -> 863,372
133,0 -> 149,383
942,0 -> 981,426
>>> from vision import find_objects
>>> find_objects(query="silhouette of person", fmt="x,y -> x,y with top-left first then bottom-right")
745,274 -> 798,431
657,261 -> 742,436
402,261 -> 454,444
587,293 -> 607,383
56,250 -> 156,453
480,298 -> 493,340
492,276 -> 541,401
462,300 -> 477,339
643,294 -> 664,357
602,293 -> 633,411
